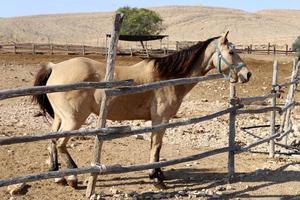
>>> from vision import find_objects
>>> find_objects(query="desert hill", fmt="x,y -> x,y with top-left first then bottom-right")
0,6 -> 299,46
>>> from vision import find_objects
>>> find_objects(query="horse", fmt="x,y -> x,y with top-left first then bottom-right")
33,31 -> 251,189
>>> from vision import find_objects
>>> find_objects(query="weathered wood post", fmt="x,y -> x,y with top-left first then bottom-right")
82,44 -> 86,55
283,59 -> 299,145
273,45 -> 276,55
228,83 -> 236,179
13,45 -> 16,54
285,44 -> 289,56
86,13 -> 124,197
32,44 -> 36,55
267,43 -> 271,55
269,60 -> 278,158
50,43 -> 53,55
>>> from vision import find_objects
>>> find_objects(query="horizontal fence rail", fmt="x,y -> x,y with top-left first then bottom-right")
0,147 -> 231,187
0,105 -> 242,146
105,74 -> 223,97
0,80 -> 134,100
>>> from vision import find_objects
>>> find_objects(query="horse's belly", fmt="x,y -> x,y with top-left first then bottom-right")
106,91 -> 153,121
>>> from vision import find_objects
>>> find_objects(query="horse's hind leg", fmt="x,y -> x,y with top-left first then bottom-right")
48,116 -> 65,183
48,116 -> 60,171
149,118 -> 169,189
56,117 -> 85,188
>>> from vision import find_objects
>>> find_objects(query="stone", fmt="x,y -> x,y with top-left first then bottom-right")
153,193 -> 164,199
110,187 -> 120,195
178,190 -> 187,196
7,183 -> 26,195
134,134 -> 144,140
215,185 -> 226,191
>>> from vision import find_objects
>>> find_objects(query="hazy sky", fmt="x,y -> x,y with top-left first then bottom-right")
1,0 -> 300,17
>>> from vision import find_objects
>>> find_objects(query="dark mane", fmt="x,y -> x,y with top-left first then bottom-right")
151,36 -> 220,78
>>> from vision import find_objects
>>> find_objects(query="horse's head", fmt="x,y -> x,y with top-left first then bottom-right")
211,31 -> 251,83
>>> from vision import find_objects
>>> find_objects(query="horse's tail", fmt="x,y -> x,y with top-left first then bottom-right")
32,63 -> 54,118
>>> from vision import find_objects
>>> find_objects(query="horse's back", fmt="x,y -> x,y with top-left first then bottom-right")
47,57 -> 105,85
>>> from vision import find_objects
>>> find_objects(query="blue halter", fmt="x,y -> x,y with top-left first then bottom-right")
214,40 -> 246,80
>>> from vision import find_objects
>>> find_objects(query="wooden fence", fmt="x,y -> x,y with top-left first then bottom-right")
0,42 -> 296,57
0,43 -> 176,57
0,14 -> 300,198
177,42 -> 297,56
0,58 -> 299,197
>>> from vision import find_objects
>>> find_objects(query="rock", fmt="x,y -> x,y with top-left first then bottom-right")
178,190 -> 187,196
134,134 -> 144,140
189,190 -> 206,197
127,191 -> 139,197
206,190 -> 214,196
89,194 -> 96,200
226,184 -> 233,190
110,187 -> 120,195
215,185 -> 226,191
153,193 -> 164,199
7,183 -> 26,195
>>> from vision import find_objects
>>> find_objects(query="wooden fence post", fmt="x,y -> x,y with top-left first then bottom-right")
282,59 -> 299,145
82,45 -> 86,55
286,44 -> 289,56
269,60 -> 278,158
273,45 -> 276,55
85,13 -> 124,198
267,43 -> 271,55
13,45 -> 16,54
228,83 -> 236,179
32,44 -> 35,55
50,43 -> 53,55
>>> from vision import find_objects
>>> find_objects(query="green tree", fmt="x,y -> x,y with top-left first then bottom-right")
292,36 -> 300,59
117,6 -> 164,35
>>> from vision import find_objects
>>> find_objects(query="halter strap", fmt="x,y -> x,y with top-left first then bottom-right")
214,40 -> 246,80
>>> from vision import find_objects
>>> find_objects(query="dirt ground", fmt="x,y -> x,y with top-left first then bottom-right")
1,53 -> 300,200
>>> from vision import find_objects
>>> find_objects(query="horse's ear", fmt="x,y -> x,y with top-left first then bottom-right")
220,31 -> 229,44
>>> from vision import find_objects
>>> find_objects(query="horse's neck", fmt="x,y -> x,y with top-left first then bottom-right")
176,43 -> 215,97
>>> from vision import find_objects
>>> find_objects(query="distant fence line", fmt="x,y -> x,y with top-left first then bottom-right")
0,41 -> 297,57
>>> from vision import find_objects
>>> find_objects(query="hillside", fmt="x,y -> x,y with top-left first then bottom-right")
0,6 -> 299,46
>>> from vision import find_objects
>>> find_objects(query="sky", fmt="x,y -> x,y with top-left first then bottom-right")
1,0 -> 300,18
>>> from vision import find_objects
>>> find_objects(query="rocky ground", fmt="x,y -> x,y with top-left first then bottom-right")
1,54 -> 300,199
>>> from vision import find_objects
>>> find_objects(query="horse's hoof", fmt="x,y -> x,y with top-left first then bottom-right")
67,180 -> 78,189
66,175 -> 78,188
149,170 -> 166,180
153,181 -> 167,190
54,177 -> 67,185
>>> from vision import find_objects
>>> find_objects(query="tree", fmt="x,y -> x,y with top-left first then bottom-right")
292,36 -> 300,59
117,6 -> 164,35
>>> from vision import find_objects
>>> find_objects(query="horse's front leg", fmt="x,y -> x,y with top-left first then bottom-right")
149,118 -> 169,189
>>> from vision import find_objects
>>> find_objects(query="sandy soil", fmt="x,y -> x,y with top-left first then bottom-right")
1,53 -> 300,200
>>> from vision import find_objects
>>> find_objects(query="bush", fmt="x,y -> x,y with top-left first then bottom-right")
117,6 -> 164,35
292,36 -> 300,58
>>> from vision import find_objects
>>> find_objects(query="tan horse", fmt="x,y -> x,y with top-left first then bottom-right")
33,31 -> 251,189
